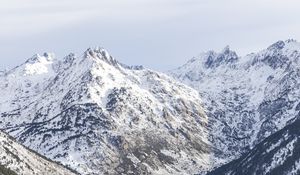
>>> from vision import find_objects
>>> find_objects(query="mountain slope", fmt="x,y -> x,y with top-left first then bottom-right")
0,48 -> 213,174
207,117 -> 300,175
0,130 -> 76,175
169,39 -> 300,164
0,165 -> 16,175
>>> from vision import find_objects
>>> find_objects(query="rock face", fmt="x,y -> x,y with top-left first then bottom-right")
0,130 -> 76,175
169,40 -> 300,165
207,117 -> 300,175
0,47 -> 213,174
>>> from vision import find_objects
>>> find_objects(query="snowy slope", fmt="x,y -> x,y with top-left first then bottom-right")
169,39 -> 300,165
0,130 -> 76,175
0,48 -> 213,174
207,117 -> 300,175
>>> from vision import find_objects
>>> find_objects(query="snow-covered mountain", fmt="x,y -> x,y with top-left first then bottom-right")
0,130 -> 76,175
207,117 -> 300,175
169,39 -> 300,166
0,48 -> 214,174
2,39 -> 299,174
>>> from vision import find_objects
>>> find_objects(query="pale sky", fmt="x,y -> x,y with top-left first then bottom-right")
1,0 -> 300,70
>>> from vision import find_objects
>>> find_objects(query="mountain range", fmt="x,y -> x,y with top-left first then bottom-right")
0,48 -> 213,174
170,39 -> 300,174
1,40 -> 300,174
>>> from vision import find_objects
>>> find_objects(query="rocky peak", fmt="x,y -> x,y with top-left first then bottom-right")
84,47 -> 119,67
205,46 -> 238,68
267,40 -> 286,50
257,40 -> 300,69
25,52 -> 54,64
285,38 -> 297,44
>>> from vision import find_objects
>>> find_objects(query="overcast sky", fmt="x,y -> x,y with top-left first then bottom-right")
1,0 -> 300,70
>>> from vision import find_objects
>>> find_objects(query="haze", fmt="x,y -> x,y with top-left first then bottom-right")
0,0 -> 300,70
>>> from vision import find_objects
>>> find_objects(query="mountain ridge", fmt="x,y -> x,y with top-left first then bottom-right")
207,116 -> 300,175
1,39 -> 300,174
0,47 -> 215,174
0,129 -> 77,175
169,39 -> 300,171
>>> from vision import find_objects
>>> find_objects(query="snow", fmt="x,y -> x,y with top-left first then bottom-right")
23,54 -> 54,76
0,131 -> 75,175
169,39 -> 300,168
265,138 -> 297,174
0,47 -> 212,175
1,39 -> 300,174
290,159 -> 300,175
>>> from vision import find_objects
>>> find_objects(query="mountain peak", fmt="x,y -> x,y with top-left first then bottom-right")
285,38 -> 297,43
267,39 -> 299,51
221,45 -> 231,53
204,46 -> 238,68
84,47 -> 119,67
267,40 -> 286,50
254,39 -> 300,69
220,45 -> 237,56
17,53 -> 55,76
25,52 -> 55,64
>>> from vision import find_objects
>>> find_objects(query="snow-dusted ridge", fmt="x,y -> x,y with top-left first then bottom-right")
169,39 -> 300,172
0,130 -> 77,175
207,118 -> 300,175
0,47 -> 214,174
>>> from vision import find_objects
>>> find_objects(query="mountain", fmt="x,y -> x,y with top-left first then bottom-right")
207,117 -> 300,175
2,40 -> 299,175
0,48 -> 214,174
0,130 -> 76,175
169,39 -> 300,165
